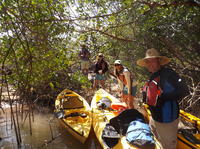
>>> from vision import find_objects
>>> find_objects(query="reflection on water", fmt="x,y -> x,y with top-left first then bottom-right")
0,108 -> 101,149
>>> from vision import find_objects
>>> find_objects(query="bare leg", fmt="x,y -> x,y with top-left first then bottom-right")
93,80 -> 99,90
128,96 -> 134,109
121,93 -> 125,102
100,80 -> 105,89
83,69 -> 89,75
123,94 -> 134,109
84,69 -> 87,75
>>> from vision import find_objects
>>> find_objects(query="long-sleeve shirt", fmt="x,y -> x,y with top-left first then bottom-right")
148,67 -> 181,123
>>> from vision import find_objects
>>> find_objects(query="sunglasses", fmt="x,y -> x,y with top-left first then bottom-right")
98,55 -> 103,57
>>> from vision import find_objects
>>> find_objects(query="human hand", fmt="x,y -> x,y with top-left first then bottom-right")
158,87 -> 163,96
98,70 -> 103,74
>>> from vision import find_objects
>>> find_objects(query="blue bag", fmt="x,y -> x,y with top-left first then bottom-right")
126,119 -> 155,149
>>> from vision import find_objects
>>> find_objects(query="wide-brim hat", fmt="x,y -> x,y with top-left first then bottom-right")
137,48 -> 170,67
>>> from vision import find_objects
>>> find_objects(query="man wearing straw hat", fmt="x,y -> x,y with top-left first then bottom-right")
137,48 -> 184,149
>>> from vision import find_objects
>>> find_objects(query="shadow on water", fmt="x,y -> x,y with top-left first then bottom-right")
0,106 -> 102,149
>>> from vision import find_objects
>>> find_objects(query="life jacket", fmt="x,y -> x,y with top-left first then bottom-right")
142,77 -> 162,106
117,67 -> 133,86
142,67 -> 189,107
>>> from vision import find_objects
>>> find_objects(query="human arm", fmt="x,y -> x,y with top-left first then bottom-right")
124,70 -> 132,95
159,68 -> 188,101
118,78 -> 124,92
102,61 -> 108,74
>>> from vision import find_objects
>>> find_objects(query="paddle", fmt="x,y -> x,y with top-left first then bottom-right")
54,110 -> 87,119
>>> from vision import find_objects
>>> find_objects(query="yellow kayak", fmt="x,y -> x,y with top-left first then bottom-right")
55,89 -> 92,143
91,89 -> 159,149
177,111 -> 200,148
92,89 -> 200,149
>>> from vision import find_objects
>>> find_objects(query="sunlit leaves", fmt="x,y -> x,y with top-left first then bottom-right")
0,0 -> 200,102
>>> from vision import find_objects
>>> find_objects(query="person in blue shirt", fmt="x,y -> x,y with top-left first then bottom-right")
137,48 -> 185,149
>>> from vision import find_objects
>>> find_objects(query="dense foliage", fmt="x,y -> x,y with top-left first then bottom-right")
0,0 -> 199,112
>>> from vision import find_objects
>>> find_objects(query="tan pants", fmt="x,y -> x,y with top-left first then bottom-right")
150,117 -> 179,149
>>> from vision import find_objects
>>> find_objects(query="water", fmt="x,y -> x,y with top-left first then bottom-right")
0,107 -> 101,149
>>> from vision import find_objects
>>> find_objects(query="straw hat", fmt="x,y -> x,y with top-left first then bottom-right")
137,48 -> 170,67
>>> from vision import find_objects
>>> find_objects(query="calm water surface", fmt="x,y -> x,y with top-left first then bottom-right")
0,106 -> 100,149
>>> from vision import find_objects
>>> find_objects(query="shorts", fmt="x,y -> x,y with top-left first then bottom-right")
81,60 -> 90,70
95,74 -> 106,81
123,85 -> 137,97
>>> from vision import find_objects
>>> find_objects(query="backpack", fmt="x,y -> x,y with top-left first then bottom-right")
116,67 -> 136,86
126,119 -> 155,149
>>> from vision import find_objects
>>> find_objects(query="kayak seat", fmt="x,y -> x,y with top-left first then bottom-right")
62,96 -> 84,109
